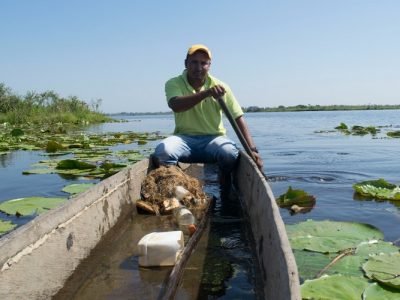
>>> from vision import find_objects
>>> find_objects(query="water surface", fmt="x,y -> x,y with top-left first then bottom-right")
1,110 -> 399,298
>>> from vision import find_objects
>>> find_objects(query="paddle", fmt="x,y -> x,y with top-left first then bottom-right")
216,97 -> 259,166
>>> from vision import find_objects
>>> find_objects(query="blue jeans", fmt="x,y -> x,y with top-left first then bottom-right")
153,134 -> 239,173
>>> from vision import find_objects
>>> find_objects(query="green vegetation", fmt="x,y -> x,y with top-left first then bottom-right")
0,122 -> 165,236
0,197 -> 67,216
62,183 -> 95,195
0,83 -> 111,124
287,220 -> 400,298
243,104 -> 400,113
387,130 -> 400,138
0,220 -> 17,234
353,179 -> 400,200
334,122 -> 381,136
335,122 -> 348,130
276,186 -> 316,212
331,122 -> 400,139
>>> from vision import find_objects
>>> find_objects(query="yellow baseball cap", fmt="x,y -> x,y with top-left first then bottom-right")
187,44 -> 212,59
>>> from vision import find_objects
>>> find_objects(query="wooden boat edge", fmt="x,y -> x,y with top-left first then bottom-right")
234,151 -> 301,300
0,159 -> 150,299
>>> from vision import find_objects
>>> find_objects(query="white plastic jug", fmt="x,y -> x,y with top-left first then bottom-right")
137,231 -> 184,267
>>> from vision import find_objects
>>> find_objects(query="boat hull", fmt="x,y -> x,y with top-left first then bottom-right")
0,159 -> 150,299
234,151 -> 301,300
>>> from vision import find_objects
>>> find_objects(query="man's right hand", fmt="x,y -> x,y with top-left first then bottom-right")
208,85 -> 226,99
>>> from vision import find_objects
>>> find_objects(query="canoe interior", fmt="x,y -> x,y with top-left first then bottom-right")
54,162 -> 211,300
0,153 -> 301,299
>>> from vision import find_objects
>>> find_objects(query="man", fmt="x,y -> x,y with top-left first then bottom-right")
153,44 -> 263,185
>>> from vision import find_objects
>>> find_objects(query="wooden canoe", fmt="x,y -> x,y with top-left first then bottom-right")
233,151 -> 301,299
0,151 -> 300,299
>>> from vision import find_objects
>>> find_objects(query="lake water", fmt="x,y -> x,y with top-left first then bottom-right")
1,110 -> 400,298
92,110 -> 400,240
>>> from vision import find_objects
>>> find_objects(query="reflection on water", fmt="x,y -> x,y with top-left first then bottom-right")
0,152 -> 12,168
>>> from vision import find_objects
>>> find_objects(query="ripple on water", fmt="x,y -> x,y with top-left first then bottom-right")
267,170 -> 371,184
272,151 -> 304,156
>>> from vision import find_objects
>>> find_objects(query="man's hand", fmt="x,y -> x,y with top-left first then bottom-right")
252,151 -> 264,171
207,84 -> 226,99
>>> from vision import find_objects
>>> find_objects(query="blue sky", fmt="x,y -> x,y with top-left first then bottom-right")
1,1 -> 399,113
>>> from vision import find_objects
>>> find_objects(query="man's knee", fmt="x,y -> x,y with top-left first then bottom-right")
153,137 -> 182,165
153,142 -> 171,165
218,146 -> 239,173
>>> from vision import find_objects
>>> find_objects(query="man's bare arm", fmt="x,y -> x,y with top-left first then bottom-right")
168,85 -> 226,112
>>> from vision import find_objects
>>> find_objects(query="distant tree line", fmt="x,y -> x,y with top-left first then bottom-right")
243,104 -> 400,113
109,111 -> 173,116
0,83 -> 110,124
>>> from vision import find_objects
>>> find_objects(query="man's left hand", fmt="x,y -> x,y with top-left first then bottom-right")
253,152 -> 264,171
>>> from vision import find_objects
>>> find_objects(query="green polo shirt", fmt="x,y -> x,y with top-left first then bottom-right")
165,70 -> 243,135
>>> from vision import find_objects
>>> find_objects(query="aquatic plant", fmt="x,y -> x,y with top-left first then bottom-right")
335,122 -> 348,130
0,197 -> 67,216
387,130 -> 400,138
353,179 -> 400,201
334,123 -> 381,136
276,186 -> 316,213
287,220 -> 400,298
0,220 -> 16,234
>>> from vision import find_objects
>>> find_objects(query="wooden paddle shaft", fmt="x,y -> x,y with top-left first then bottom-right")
216,98 -> 258,162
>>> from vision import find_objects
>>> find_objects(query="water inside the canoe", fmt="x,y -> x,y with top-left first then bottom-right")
54,164 -> 263,300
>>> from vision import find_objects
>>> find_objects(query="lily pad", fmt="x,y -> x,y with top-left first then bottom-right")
301,274 -> 369,300
46,140 -> 64,153
116,150 -> 144,162
335,123 -> 348,130
362,253 -> 400,289
387,131 -> 400,138
354,178 -> 396,190
10,128 -> 24,137
355,241 -> 400,258
276,186 -> 316,208
0,220 -> 17,234
351,125 -> 378,136
22,168 -> 55,175
15,144 -> 42,150
295,240 -> 400,281
62,183 -> 95,195
287,220 -> 383,253
353,179 -> 400,200
100,162 -> 126,170
294,250 -> 335,280
54,168 -> 96,176
56,159 -> 96,170
0,197 -> 67,216
363,282 -> 400,299
326,254 -> 365,277
40,151 -> 71,157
